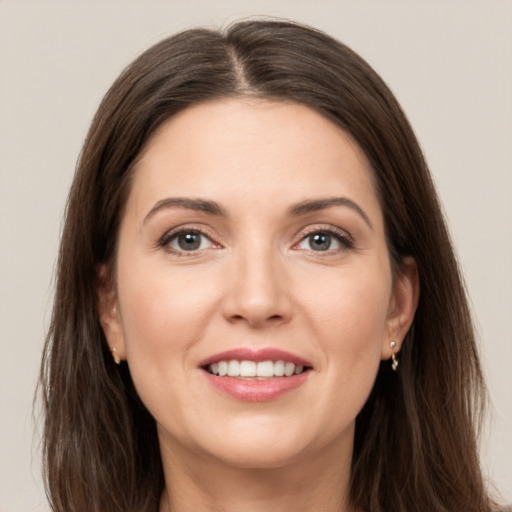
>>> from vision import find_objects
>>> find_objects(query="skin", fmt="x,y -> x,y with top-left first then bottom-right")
98,98 -> 419,512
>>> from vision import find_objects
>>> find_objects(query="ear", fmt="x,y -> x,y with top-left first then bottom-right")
96,263 -> 126,362
381,256 -> 420,359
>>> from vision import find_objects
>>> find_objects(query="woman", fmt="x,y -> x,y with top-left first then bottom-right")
40,19 -> 500,511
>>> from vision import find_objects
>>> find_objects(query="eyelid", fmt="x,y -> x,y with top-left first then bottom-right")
158,224 -> 222,253
292,224 -> 354,251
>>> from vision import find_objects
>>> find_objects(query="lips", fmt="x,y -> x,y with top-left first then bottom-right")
200,348 -> 312,401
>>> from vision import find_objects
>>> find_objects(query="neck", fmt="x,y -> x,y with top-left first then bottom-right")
158,431 -> 356,512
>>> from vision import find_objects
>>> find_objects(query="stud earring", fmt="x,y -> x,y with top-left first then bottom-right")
112,346 -> 121,365
390,341 -> 398,371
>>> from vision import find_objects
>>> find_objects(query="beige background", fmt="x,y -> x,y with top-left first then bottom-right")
0,1 -> 511,510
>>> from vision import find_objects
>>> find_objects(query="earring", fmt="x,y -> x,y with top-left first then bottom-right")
390,341 -> 398,371
112,346 -> 121,365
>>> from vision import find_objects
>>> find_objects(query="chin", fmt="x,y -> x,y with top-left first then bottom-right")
190,420 -> 324,470
208,442 -> 309,470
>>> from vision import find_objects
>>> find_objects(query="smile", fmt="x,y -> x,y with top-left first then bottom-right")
206,360 -> 306,379
200,348 -> 312,401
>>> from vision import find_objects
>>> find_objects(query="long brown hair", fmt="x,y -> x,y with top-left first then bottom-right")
40,19 -> 494,511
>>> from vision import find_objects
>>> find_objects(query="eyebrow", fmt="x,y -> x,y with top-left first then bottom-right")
287,197 -> 373,230
143,197 -> 227,224
143,196 -> 372,230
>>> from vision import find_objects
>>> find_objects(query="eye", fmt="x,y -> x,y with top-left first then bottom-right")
161,229 -> 216,253
295,229 -> 353,252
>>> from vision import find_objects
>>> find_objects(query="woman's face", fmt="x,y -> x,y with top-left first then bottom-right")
99,98 -> 416,471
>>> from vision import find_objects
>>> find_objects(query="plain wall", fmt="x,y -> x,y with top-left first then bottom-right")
0,1 -> 510,510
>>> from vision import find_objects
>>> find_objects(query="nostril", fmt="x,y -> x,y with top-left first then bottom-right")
228,313 -> 284,326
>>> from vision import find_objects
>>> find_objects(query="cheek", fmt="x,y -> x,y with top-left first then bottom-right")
300,262 -> 391,380
115,260 -> 222,394
304,269 -> 391,434
115,262 -> 223,431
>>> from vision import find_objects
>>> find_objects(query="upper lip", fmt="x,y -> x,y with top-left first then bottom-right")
199,348 -> 312,368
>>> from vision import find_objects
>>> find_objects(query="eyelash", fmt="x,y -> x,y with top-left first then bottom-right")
158,225 -> 220,256
293,225 -> 354,253
158,224 -> 354,255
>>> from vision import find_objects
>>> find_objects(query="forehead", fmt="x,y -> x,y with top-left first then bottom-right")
127,98 -> 381,222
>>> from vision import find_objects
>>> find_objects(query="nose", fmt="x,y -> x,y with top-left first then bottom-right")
222,245 -> 293,328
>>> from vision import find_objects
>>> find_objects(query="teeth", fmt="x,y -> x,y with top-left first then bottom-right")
227,360 -> 240,377
285,362 -> 295,376
257,360 -> 274,377
239,360 -> 256,377
274,360 -> 285,377
207,359 -> 307,378
218,361 -> 228,376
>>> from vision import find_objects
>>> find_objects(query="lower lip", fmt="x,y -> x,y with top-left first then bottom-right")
202,371 -> 310,401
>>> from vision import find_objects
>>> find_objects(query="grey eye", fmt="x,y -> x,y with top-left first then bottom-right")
296,230 -> 349,253
177,232 -> 202,250
167,231 -> 211,252
307,233 -> 332,251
